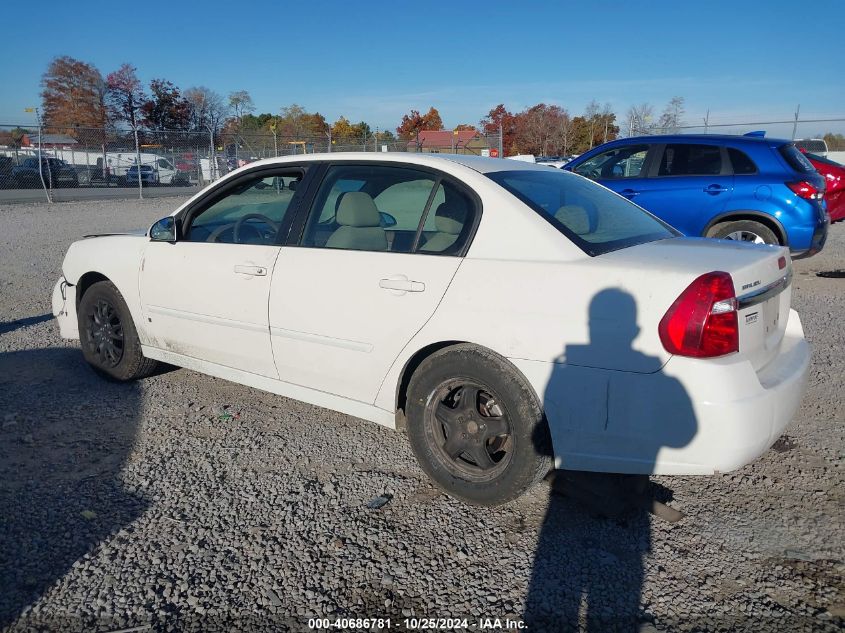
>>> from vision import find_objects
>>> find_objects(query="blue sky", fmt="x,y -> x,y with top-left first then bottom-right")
3,0 -> 844,136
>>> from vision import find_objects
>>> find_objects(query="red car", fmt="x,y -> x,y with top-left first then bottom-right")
803,152 -> 845,222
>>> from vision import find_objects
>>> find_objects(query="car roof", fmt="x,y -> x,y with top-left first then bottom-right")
605,133 -> 791,147
241,152 -> 549,175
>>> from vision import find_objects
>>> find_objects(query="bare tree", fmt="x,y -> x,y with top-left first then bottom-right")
626,103 -> 655,136
228,90 -> 255,124
658,96 -> 685,134
184,86 -> 228,134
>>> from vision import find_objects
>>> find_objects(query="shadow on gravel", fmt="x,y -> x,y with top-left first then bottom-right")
0,314 -> 53,335
525,289 -> 697,632
0,347 -> 146,629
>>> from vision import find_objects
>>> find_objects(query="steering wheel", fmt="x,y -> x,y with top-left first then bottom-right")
233,213 -> 280,243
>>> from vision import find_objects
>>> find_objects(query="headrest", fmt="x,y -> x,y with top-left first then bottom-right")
554,205 -> 590,235
336,192 -> 381,227
434,201 -> 467,235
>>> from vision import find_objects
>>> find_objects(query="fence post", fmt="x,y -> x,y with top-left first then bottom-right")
134,126 -> 143,200
792,104 -> 800,140
35,109 -> 51,203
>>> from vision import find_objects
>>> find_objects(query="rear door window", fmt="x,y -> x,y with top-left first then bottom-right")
658,144 -> 722,176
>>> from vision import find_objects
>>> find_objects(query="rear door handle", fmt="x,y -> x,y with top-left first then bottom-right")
234,264 -> 267,276
379,276 -> 425,293
704,184 -> 730,194
620,188 -> 640,198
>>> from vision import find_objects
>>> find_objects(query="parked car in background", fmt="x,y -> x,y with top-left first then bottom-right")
12,157 -> 79,188
803,151 -> 845,223
125,164 -> 160,186
0,156 -> 14,189
794,138 -> 828,157
53,153 -> 810,505
565,134 -> 829,258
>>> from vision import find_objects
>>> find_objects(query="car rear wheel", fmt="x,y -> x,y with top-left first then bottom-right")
706,220 -> 779,245
405,344 -> 552,506
78,280 -> 158,381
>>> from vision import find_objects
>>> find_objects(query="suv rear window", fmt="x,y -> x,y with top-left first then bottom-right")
487,169 -> 676,256
658,144 -> 722,176
779,143 -> 815,173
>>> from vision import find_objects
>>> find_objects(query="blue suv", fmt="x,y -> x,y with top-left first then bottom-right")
564,133 -> 829,257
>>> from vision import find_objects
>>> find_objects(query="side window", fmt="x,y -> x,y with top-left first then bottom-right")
185,171 -> 303,245
302,165 -> 437,253
727,148 -> 757,175
658,144 -> 722,176
574,145 -> 649,180
157,159 -> 171,169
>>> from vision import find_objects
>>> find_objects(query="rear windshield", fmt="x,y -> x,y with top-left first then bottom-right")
779,143 -> 815,173
486,170 -> 677,256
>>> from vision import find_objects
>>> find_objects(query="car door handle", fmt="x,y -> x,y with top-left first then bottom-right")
233,264 -> 267,276
379,277 -> 425,293
704,184 -> 730,194
620,188 -> 640,198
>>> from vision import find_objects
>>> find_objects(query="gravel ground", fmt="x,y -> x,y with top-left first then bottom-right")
0,198 -> 842,633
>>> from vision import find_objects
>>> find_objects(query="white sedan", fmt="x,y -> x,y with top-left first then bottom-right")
52,153 -> 810,505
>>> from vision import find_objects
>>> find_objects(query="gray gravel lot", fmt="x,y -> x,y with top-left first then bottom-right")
0,198 -> 842,632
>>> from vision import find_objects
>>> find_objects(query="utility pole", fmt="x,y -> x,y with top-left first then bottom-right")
326,127 -> 332,153
792,104 -> 800,140
26,107 -> 51,203
498,121 -> 503,158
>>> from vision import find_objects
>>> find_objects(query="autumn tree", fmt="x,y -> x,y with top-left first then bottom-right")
41,56 -> 108,132
396,107 -> 443,140
141,79 -> 190,130
454,123 -> 477,131
0,127 -> 28,149
480,104 -> 517,154
513,104 -> 571,156
571,101 -> 618,152
106,64 -> 146,131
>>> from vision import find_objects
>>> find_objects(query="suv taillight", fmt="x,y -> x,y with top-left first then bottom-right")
787,180 -> 824,200
659,272 -> 738,358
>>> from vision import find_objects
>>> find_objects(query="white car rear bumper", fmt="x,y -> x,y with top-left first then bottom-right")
513,309 -> 810,476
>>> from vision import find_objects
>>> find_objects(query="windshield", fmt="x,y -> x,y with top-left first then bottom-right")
486,169 -> 677,256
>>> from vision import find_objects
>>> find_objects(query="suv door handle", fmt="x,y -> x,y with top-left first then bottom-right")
620,188 -> 640,198
234,264 -> 267,276
704,184 -> 730,194
379,276 -> 425,293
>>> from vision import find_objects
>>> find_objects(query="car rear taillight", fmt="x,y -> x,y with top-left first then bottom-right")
787,180 -> 824,200
659,271 -> 738,358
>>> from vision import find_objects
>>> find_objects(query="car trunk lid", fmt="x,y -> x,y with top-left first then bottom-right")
601,237 -> 792,372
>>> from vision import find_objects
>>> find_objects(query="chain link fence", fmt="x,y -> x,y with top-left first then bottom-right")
0,124 -> 502,201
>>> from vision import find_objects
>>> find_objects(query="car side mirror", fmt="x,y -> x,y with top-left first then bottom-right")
150,216 -> 177,242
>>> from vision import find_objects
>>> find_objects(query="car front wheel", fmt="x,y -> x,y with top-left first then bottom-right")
78,280 -> 158,381
706,219 -> 779,245
405,344 -> 552,505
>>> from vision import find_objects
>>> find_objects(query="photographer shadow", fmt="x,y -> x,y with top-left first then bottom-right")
0,347 -> 147,629
525,288 -> 698,632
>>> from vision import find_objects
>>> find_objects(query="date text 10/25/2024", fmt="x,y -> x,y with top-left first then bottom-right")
307,617 -> 527,630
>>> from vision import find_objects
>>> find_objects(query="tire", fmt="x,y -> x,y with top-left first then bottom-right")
77,280 -> 158,381
706,219 -> 779,245
405,344 -> 552,506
